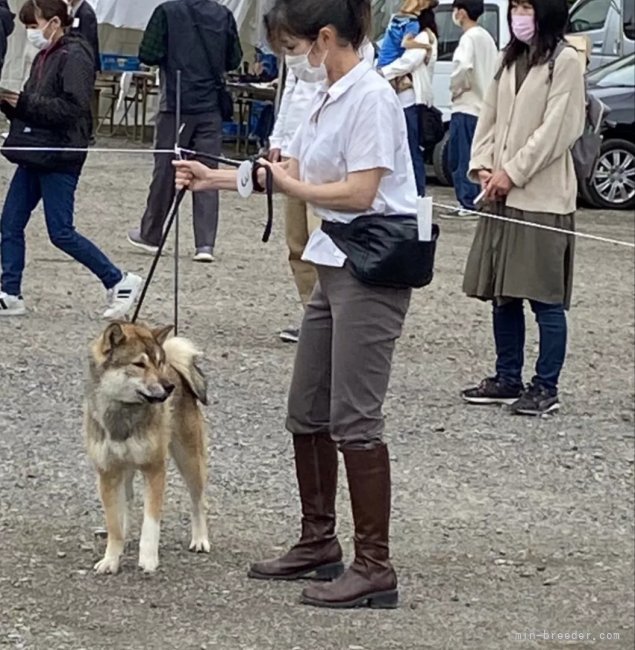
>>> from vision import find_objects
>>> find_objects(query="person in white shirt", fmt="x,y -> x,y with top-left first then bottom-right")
173,0 -> 417,612
447,0 -> 498,215
269,41 -> 375,343
380,5 -> 439,196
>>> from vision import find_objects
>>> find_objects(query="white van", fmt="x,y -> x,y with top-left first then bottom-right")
429,0 -> 510,183
567,0 -> 635,69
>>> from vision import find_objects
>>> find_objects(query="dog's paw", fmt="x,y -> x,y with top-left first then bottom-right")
189,536 -> 211,554
94,555 -> 121,575
138,553 -> 159,573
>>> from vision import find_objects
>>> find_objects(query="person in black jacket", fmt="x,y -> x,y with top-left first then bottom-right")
0,0 -> 15,74
127,0 -> 243,263
0,0 -> 141,319
69,0 -> 101,72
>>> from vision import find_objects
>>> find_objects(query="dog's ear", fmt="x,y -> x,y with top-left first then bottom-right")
152,325 -> 174,345
102,322 -> 126,354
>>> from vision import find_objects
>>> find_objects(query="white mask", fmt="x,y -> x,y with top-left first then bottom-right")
26,27 -> 51,51
452,9 -> 463,28
285,44 -> 328,83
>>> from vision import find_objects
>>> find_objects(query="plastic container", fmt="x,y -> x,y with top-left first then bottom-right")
100,54 -> 140,72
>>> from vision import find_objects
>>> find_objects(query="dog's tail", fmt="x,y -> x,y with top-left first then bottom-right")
163,337 -> 208,406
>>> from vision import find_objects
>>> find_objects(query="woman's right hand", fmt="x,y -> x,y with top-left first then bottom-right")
477,169 -> 492,190
173,160 -> 215,192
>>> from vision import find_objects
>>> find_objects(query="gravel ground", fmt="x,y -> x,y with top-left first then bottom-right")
0,149 -> 633,650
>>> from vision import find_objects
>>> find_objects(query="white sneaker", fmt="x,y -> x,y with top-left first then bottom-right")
0,292 -> 26,317
193,247 -> 215,263
439,208 -> 479,220
103,273 -> 143,320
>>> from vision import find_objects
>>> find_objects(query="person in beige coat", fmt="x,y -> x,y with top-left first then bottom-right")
461,0 -> 585,417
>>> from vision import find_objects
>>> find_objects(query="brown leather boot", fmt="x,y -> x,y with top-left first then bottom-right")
300,443 -> 398,608
248,432 -> 344,581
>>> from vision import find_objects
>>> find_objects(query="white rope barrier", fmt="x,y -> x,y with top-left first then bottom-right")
432,202 -> 635,249
1,145 -> 633,249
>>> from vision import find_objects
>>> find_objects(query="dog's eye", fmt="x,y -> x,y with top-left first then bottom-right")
132,361 -> 146,369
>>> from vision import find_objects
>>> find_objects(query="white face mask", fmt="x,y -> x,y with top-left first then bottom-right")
26,26 -> 52,51
285,43 -> 328,83
452,9 -> 463,28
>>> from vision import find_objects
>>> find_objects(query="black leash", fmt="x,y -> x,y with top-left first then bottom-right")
131,188 -> 187,325
131,151 -> 275,325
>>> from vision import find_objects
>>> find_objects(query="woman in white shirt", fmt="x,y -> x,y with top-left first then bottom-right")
380,5 -> 439,196
174,0 -> 417,611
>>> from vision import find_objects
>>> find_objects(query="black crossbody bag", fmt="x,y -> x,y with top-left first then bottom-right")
321,215 -> 440,290
184,4 -> 234,121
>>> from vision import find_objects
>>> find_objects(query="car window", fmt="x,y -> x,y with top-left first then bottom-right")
568,0 -> 611,33
625,0 -> 635,40
587,54 -> 635,87
436,5 -> 500,61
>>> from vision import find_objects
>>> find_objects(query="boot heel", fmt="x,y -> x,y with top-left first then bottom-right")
314,561 -> 345,581
369,590 -> 399,609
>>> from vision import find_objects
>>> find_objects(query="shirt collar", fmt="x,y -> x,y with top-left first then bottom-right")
310,60 -> 373,122
323,60 -> 373,102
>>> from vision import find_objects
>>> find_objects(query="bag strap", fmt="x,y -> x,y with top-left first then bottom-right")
183,2 -> 226,90
494,40 -> 575,84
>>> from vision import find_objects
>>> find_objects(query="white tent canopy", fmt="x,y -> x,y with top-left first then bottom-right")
1,0 -> 267,90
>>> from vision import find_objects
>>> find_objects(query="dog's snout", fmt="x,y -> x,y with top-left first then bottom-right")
162,381 -> 175,395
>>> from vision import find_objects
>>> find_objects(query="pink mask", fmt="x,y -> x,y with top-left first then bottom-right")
511,14 -> 536,44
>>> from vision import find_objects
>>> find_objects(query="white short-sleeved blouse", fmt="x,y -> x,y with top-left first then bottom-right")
287,60 -> 418,268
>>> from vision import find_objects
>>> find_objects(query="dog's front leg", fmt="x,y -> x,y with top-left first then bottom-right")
138,461 -> 166,573
94,470 -> 125,575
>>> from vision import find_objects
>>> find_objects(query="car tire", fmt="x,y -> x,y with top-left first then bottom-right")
578,171 -> 600,208
433,130 -> 453,187
583,138 -> 635,211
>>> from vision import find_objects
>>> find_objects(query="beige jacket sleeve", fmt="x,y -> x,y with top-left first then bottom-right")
468,74 -> 500,180
503,51 -> 586,188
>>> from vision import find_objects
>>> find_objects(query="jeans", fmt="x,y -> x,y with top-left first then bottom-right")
493,299 -> 568,392
448,112 -> 480,210
404,105 -> 426,197
0,166 -> 122,296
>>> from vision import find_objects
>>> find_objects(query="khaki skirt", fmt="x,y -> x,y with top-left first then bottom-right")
462,204 -> 575,309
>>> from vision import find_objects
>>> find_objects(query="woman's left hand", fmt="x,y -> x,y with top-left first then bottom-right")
485,169 -> 514,200
257,158 -> 293,193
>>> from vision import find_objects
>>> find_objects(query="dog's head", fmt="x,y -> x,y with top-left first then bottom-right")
90,322 -> 175,405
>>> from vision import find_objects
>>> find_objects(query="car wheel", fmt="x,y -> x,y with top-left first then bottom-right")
433,131 -> 453,187
585,138 -> 635,210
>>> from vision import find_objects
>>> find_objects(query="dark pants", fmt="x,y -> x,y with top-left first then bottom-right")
141,111 -> 222,250
449,112 -> 480,210
286,266 -> 411,449
493,299 -> 568,392
0,167 -> 122,296
404,105 -> 426,197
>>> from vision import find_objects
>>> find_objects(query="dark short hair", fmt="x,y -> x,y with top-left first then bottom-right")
452,0 -> 484,21
503,0 -> 569,68
264,0 -> 371,51
19,0 -> 73,27
418,7 -> 439,37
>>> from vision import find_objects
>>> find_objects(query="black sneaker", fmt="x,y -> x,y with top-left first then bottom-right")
462,377 -> 522,405
279,326 -> 300,343
510,384 -> 560,416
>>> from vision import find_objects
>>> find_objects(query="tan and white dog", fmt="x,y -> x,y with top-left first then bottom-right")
84,321 -> 209,574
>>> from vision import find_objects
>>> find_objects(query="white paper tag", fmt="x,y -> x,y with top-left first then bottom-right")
237,160 -> 253,198
417,196 -> 433,242
73,17 -> 80,28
